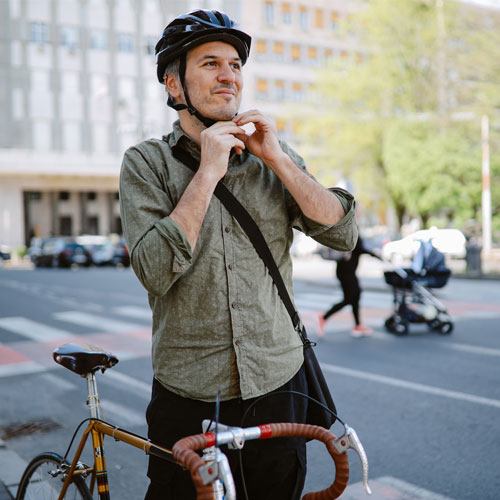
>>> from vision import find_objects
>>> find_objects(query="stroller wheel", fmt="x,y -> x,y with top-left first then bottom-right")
385,316 -> 409,335
438,321 -> 453,334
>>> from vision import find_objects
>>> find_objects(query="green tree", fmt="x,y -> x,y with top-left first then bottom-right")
293,0 -> 500,235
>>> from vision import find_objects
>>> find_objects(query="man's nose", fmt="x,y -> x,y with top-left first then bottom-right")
217,62 -> 236,83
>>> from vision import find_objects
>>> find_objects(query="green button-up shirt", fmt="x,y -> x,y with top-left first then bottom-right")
119,121 -> 357,402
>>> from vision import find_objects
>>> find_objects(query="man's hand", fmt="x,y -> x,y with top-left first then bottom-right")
233,110 -> 285,167
199,121 -> 246,181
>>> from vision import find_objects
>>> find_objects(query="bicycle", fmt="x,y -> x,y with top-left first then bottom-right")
15,342 -> 372,499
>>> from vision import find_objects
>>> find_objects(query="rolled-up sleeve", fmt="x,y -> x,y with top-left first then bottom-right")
119,145 -> 193,296
280,142 -> 358,252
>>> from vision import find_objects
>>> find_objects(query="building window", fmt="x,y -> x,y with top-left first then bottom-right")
87,216 -> 99,235
63,122 -> 81,152
299,7 -> 308,30
315,9 -> 324,29
25,191 -> 42,202
117,33 -> 134,53
33,120 -> 51,151
264,1 -> 274,25
274,80 -> 285,101
256,78 -> 269,100
256,39 -> 267,55
59,216 -> 73,236
90,29 -> 108,50
281,3 -> 292,24
87,192 -> 97,201
307,46 -> 318,62
62,72 -> 80,95
30,22 -> 49,44
59,191 -> 70,201
324,48 -> 334,61
144,36 -> 156,56
60,26 -> 79,50
291,44 -> 301,62
273,41 -> 284,61
330,11 -> 339,31
291,82 -> 304,102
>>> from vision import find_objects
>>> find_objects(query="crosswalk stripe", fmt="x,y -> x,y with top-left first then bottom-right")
449,343 -> 500,357
0,361 -> 46,378
104,370 -> 151,399
53,311 -> 144,332
0,317 -> 75,341
112,306 -> 152,321
98,399 -> 146,427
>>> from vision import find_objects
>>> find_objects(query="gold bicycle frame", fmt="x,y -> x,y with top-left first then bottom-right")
58,419 -> 176,500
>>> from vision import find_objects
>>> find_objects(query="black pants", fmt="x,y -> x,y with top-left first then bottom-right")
145,365 -> 308,500
324,275 -> 361,324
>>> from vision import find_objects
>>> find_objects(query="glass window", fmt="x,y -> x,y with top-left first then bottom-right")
291,82 -> 304,102
307,46 -> 317,61
315,9 -> 324,28
264,1 -> 274,25
87,192 -> 97,201
31,70 -> 50,91
63,122 -> 81,152
30,22 -> 48,44
33,120 -> 51,151
118,78 -> 135,99
144,36 -> 156,56
256,39 -> 267,54
256,78 -> 268,100
59,191 -> 70,201
274,80 -> 285,101
60,25 -> 79,50
61,72 -> 80,94
117,33 -> 134,53
59,216 -> 73,236
330,11 -> 339,31
299,7 -> 308,30
273,41 -> 284,61
281,3 -> 291,24
90,29 -> 108,50
92,123 -> 109,153
291,44 -> 301,62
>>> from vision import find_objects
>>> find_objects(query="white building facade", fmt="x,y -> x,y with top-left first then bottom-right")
0,0 -> 361,249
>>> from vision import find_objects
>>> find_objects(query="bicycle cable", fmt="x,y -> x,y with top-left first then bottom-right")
237,389 -> 343,500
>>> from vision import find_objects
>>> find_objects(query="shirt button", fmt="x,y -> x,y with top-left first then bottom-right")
228,264 -> 233,270
235,339 -> 241,346
225,227 -> 230,233
232,302 -> 238,309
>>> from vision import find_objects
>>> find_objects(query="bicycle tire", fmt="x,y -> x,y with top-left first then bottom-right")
16,451 -> 92,500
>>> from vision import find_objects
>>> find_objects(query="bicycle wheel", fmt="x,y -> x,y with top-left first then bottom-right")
16,452 -> 92,500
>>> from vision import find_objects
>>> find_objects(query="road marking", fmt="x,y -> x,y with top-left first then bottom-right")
98,399 -> 146,427
53,311 -> 144,333
340,476 -> 455,500
0,361 -> 45,378
321,362 -> 500,409
40,372 -> 76,391
0,317 -> 74,341
112,306 -> 152,321
104,370 -> 151,400
449,343 -> 500,357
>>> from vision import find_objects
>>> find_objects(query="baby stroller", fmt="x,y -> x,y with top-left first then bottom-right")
383,240 -> 453,335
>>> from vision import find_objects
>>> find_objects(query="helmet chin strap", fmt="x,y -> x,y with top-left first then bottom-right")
167,55 -> 218,128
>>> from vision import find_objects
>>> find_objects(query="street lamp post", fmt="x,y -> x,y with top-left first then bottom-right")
481,115 -> 492,254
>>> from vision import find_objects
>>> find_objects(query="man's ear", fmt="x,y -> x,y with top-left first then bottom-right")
164,74 -> 181,100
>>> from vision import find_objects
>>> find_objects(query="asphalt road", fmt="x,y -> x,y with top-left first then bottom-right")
0,262 -> 499,500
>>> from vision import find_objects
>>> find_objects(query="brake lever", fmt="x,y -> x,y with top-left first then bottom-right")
199,448 -> 236,500
333,425 -> 372,495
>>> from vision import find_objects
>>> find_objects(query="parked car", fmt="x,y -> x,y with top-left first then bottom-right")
381,228 -> 466,263
0,244 -> 11,261
112,238 -> 130,267
34,237 -> 92,268
77,236 -> 115,266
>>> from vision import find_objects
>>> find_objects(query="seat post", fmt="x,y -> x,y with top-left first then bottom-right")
86,372 -> 102,419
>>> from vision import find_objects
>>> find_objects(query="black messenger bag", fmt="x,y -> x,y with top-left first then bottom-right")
172,146 -> 337,429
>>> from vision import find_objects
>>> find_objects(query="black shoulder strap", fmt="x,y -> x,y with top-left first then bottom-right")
172,146 -> 307,340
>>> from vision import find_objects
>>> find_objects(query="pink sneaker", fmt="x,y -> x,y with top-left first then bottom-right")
351,325 -> 373,338
317,315 -> 327,338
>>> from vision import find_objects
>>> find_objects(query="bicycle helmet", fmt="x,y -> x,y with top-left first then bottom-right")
155,9 -> 252,127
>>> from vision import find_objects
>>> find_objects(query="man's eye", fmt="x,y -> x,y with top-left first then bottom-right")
231,63 -> 241,70
205,61 -> 217,67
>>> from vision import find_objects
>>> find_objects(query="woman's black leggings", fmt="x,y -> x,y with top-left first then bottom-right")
323,276 -> 361,325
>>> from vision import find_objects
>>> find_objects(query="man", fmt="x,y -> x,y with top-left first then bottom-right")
119,9 -> 358,500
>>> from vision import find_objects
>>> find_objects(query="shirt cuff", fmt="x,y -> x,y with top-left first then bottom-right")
154,216 -> 193,273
